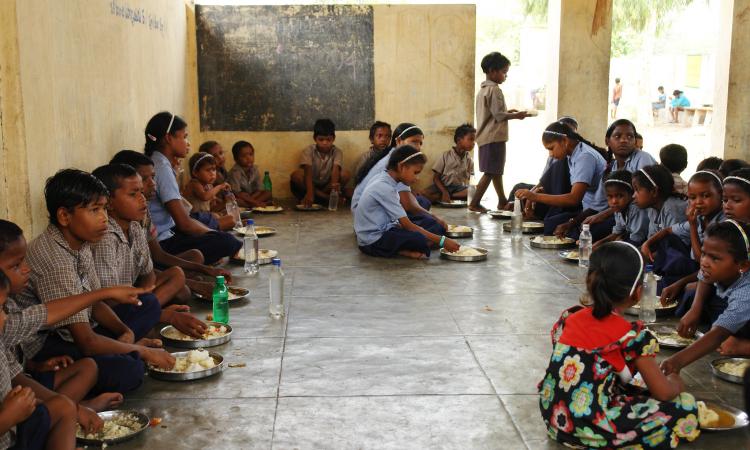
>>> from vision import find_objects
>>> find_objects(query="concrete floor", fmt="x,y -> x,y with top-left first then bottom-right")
116,204 -> 749,449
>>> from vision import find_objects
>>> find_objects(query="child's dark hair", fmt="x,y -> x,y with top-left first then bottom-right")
557,116 -> 578,131
454,124 -> 476,143
632,164 -> 681,201
368,121 -> 391,140
697,156 -> 723,171
0,220 -> 23,254
144,111 -> 187,156
724,168 -> 750,196
635,132 -> 643,140
355,123 -> 423,186
719,159 -> 750,178
188,152 -> 216,175
110,150 -> 154,169
389,122 -> 423,148
231,140 -> 253,161
705,221 -> 750,262
480,52 -> 510,73
0,269 -> 9,293
541,121 -> 599,153
198,140 -> 219,154
313,118 -> 335,137
587,242 -> 644,319
689,169 -> 723,194
659,144 -> 688,174
45,169 -> 109,226
92,164 -> 139,195
604,170 -> 634,194
387,145 -> 426,170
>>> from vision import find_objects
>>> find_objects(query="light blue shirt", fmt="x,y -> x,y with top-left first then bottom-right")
148,151 -> 180,242
612,202 -> 650,246
611,150 -> 657,173
713,271 -> 750,334
647,196 -> 688,241
351,148 -> 410,211
568,142 -> 607,211
671,96 -> 690,108
354,171 -> 408,246
670,210 -> 725,258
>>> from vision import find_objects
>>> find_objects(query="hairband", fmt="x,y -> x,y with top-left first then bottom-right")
543,130 -> 567,137
191,153 -> 213,173
397,125 -> 420,139
724,175 -> 750,186
693,170 -> 723,185
165,113 -> 176,135
604,179 -> 633,190
400,151 -> 424,164
614,241 -> 644,296
638,168 -> 657,188
726,219 -> 750,260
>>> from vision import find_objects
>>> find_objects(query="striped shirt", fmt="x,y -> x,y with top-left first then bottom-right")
92,216 -> 153,287
713,272 -> 750,334
0,343 -> 20,448
1,296 -> 47,364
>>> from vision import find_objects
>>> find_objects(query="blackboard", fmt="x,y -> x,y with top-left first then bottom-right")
196,5 -> 375,132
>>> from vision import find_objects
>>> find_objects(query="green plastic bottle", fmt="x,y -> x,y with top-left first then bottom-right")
212,275 -> 229,324
263,171 -> 272,194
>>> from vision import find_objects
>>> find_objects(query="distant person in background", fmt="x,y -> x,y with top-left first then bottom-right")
651,86 -> 666,118
659,144 -> 689,195
670,90 -> 690,123
635,132 -> 644,150
610,78 -> 622,119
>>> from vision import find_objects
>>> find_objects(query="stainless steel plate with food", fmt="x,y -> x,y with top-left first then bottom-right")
252,205 -> 284,213
160,322 -> 232,349
439,247 -> 488,262
697,400 -> 749,431
76,410 -> 149,446
710,357 -> 750,384
646,325 -> 703,349
438,200 -> 467,208
295,203 -> 323,211
235,226 -> 277,237
193,287 -> 249,303
624,301 -> 678,318
530,235 -> 576,249
488,210 -> 513,220
148,350 -> 225,381
231,249 -> 278,265
502,221 -> 545,233
559,250 -> 580,262
445,224 -> 473,238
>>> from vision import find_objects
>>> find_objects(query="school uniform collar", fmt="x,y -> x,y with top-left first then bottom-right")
716,271 -> 750,299
379,170 -> 399,187
107,215 -> 139,246
452,147 -> 468,159
568,142 -> 585,160
480,80 -> 498,88
47,224 -> 91,257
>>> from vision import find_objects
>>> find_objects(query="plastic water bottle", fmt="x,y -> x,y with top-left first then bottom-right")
578,224 -> 592,268
225,192 -> 241,228
269,258 -> 285,319
640,264 -> 657,324
467,184 -> 477,204
511,199 -> 523,242
263,171 -> 272,194
243,219 -> 259,276
212,275 -> 229,324
328,188 -> 339,211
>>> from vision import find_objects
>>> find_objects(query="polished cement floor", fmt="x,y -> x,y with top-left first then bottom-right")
117,203 -> 749,449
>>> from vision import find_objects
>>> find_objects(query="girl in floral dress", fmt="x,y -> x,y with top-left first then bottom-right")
539,242 -> 700,449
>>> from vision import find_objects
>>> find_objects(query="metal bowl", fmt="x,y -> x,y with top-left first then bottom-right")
235,226 -> 277,237
624,301 -> 678,318
440,247 -> 488,262
252,206 -> 284,213
488,210 -> 513,220
698,399 -> 750,431
438,200 -> 467,208
193,287 -> 250,303
76,410 -> 149,446
148,351 -> 225,381
710,357 -> 750,384
530,236 -> 576,249
295,203 -> 323,211
559,250 -> 580,263
646,325 -> 703,349
231,249 -> 278,265
160,322 -> 232,349
502,221 -> 545,234
445,225 -> 473,238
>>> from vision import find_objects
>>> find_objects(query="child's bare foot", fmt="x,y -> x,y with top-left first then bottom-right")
468,204 -> 488,213
164,304 -> 191,313
136,338 -> 163,348
718,336 -> 750,356
398,250 -> 428,259
81,392 -> 124,412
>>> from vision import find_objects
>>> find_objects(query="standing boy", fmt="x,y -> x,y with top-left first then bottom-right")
425,124 -> 475,204
611,77 -> 622,118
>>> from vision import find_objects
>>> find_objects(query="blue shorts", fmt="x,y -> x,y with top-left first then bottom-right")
11,404 -> 50,450
359,227 -> 430,258
426,184 -> 468,195
190,211 -> 220,231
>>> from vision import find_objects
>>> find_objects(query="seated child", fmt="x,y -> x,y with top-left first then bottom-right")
424,124 -> 475,204
718,158 -> 750,178
354,146 -> 459,259
92,164 -> 208,339
24,169 -> 175,395
227,141 -> 272,208
354,121 -> 392,177
290,118 -> 351,207
199,140 -> 227,185
183,152 -> 236,231
723,168 -> 750,223
635,131 -> 644,150
696,156 -> 723,172
659,144 -> 689,195
540,242 -> 699,448
606,119 -> 655,173
662,221 -> 750,366
593,170 -> 649,249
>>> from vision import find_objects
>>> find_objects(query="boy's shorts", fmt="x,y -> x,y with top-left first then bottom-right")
478,142 -> 506,175
11,404 -> 50,450
425,184 -> 468,195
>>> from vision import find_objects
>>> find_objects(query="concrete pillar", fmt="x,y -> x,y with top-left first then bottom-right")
711,0 -> 750,160
547,0 -> 612,141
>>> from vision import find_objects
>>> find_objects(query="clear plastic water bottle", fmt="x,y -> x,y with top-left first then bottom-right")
467,184 -> 477,204
269,258 -> 285,319
640,264 -> 657,324
578,224 -> 592,268
328,188 -> 339,211
511,199 -> 523,242
225,192 -> 241,229
242,219 -> 259,276
212,275 -> 229,324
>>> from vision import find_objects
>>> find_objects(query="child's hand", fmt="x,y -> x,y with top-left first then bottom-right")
221,183 -> 232,191
553,222 -> 571,239
659,283 -> 681,306
204,266 -> 233,283
142,348 -> 176,370
303,193 -> 314,208
641,242 -> 654,263
106,285 -> 153,306
659,357 -> 680,376
1,386 -> 36,424
440,192 -> 451,203
38,355 -> 74,372
514,189 -> 534,202
170,311 -> 208,339
677,309 -> 700,338
443,238 -> 460,253
686,203 -> 698,225
77,405 -> 104,435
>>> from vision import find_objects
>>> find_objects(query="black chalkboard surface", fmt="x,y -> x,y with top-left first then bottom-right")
196,5 -> 375,132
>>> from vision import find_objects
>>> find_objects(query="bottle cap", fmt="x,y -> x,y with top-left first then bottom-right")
246,219 -> 254,226
272,258 -> 281,267
216,275 -> 225,283
645,264 -> 654,272
582,224 -> 590,230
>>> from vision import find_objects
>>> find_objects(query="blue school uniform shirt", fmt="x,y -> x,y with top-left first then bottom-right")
671,96 -> 690,108
612,203 -> 650,246
611,150 -> 657,173
647,196 -> 688,241
354,171 -> 408,246
148,151 -> 181,242
670,210 -> 726,257
351,147 -> 410,211
568,142 -> 607,211
712,271 -> 750,334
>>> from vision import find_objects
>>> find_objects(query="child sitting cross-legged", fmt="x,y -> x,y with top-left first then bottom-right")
539,242 -> 700,449
424,124 -> 475,204
592,170 -> 649,250
183,152 -> 236,231
227,140 -> 272,208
